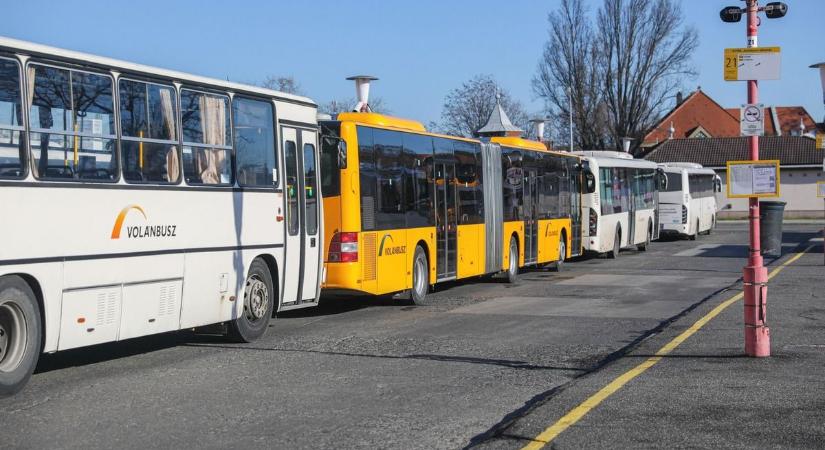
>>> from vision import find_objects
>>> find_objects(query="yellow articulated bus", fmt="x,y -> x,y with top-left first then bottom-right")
319,112 -> 585,303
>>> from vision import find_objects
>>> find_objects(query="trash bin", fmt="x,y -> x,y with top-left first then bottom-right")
759,201 -> 786,256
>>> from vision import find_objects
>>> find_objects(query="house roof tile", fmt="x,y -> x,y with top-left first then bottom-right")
643,136 -> 821,168
643,90 -> 739,146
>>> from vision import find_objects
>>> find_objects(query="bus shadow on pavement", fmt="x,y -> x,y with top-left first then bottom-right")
178,343 -> 589,373
33,330 -> 227,375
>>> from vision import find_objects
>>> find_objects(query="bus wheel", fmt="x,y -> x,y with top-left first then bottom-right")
689,220 -> 699,241
706,216 -> 715,235
552,237 -> 566,272
410,246 -> 429,305
608,228 -> 621,259
228,259 -> 274,343
638,224 -> 652,252
506,237 -> 519,283
0,276 -> 42,397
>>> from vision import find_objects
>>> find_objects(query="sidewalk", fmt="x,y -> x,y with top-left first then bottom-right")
546,241 -> 825,448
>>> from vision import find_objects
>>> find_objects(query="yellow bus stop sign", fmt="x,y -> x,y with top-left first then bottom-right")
724,47 -> 781,81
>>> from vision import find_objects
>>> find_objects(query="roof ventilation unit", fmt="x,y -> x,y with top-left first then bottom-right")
347,75 -> 378,113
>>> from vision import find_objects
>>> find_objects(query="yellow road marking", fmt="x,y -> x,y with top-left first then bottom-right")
522,246 -> 814,450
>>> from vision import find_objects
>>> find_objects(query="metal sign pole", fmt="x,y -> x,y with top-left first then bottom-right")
742,0 -> 770,358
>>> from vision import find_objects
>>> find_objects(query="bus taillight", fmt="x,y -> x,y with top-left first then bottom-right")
328,232 -> 358,263
589,208 -> 598,236
682,205 -> 688,224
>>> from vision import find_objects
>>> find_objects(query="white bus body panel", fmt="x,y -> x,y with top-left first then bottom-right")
0,38 -> 321,353
658,166 -> 718,236
578,154 -> 660,253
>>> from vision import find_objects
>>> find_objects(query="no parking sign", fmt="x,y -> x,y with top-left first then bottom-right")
740,104 -> 764,137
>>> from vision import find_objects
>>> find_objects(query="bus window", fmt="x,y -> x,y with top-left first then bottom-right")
502,147 -> 522,221
373,128 -> 405,229
402,132 -> 434,228
233,97 -> 276,187
180,89 -> 232,185
0,58 -> 24,179
454,140 -> 481,224
119,79 -> 180,183
29,64 -> 117,181
303,143 -> 318,235
285,140 -> 299,235
357,126 -> 376,230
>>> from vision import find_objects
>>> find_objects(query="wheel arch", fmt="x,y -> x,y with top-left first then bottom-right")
254,253 -> 280,304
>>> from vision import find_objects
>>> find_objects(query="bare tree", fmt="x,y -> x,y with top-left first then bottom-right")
597,0 -> 698,150
534,0 -> 697,152
533,0 -> 608,150
260,75 -> 303,95
438,74 -> 529,138
318,97 -> 390,117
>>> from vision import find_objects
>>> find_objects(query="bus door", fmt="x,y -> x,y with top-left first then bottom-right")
569,166 -> 583,256
524,170 -> 539,264
625,169 -> 636,246
281,127 -> 322,305
434,161 -> 457,280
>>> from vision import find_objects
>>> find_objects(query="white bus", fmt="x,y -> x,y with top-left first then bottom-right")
575,151 -> 664,258
657,163 -> 721,239
0,37 -> 323,395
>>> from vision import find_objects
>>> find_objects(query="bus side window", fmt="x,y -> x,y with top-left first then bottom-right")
233,96 -> 276,187
119,79 -> 180,184
30,64 -> 118,181
180,89 -> 232,186
0,58 -> 24,179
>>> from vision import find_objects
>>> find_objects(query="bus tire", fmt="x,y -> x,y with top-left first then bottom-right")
689,219 -> 699,241
608,227 -> 621,259
410,246 -> 429,305
638,223 -> 652,251
552,234 -> 566,272
0,275 -> 42,398
228,259 -> 274,343
706,216 -> 715,235
506,237 -> 519,283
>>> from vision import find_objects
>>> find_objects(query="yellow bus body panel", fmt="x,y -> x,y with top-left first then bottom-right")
536,218 -> 572,264
405,227 -> 437,285
502,221 -> 524,269
457,223 -> 485,279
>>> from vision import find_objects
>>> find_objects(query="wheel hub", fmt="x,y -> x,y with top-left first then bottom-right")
0,301 -> 26,373
245,277 -> 269,321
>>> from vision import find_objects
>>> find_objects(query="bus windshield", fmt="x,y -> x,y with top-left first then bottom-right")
319,121 -> 341,197
665,173 -> 683,192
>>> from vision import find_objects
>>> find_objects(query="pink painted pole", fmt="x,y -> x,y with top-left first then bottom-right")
743,0 -> 770,357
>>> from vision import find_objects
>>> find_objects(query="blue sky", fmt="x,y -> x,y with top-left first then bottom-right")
4,0 -> 824,126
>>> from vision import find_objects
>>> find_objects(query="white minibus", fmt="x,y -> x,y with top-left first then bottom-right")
657,163 -> 722,239
575,151 -> 664,258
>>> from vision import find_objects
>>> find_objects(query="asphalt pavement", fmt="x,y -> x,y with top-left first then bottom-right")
1,222 -> 822,449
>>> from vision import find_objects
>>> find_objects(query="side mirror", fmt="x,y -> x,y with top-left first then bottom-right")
656,168 -> 668,190
714,175 -> 723,193
584,171 -> 596,194
337,139 -> 347,169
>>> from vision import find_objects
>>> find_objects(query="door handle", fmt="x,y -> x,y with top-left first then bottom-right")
310,238 -> 316,247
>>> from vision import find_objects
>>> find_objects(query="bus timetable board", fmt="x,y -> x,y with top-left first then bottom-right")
726,160 -> 781,198
724,47 -> 781,81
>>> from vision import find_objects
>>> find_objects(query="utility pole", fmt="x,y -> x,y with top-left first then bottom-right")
567,86 -> 573,152
720,0 -> 787,358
